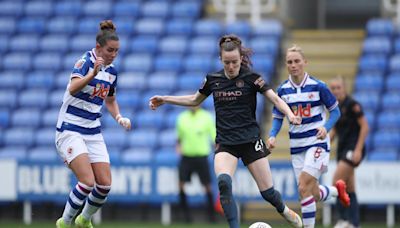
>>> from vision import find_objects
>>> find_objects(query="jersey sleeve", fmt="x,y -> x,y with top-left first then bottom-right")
272,86 -> 285,119
319,82 -> 338,111
198,76 -> 212,97
71,56 -> 90,79
250,73 -> 271,93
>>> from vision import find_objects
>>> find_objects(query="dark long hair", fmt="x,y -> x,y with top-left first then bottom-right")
96,20 -> 119,47
219,34 -> 253,69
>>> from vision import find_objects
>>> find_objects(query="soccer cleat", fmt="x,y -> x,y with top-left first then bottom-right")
75,214 -> 93,228
56,218 -> 71,228
335,179 -> 350,207
281,206 -> 303,228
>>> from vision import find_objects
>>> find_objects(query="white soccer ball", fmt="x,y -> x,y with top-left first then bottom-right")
249,222 -> 272,228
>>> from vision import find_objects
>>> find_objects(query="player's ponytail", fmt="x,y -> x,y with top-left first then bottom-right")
219,34 -> 253,69
96,20 -> 119,47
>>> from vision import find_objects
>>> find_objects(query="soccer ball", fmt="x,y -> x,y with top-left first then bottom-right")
249,222 -> 272,228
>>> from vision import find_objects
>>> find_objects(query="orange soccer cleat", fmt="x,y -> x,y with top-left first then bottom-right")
335,179 -> 350,207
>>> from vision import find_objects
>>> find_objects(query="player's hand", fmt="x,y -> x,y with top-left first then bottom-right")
93,57 -> 105,75
116,114 -> 131,131
266,137 -> 276,150
288,115 -> 302,125
316,127 -> 327,139
352,149 -> 362,165
149,95 -> 165,110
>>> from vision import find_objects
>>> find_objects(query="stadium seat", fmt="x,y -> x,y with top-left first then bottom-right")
358,54 -> 387,72
0,146 -> 27,161
183,55 -> 213,72
78,17 -> 103,34
0,35 -> 8,53
0,18 -> 16,35
381,92 -> 400,111
141,1 -> 170,18
0,2 -> 23,17
176,72 -> 204,91
33,53 -> 62,71
135,18 -> 164,36
376,112 -> 400,131
40,35 -> 69,53
165,19 -> 193,36
35,128 -> 56,146
164,109 -> 182,129
63,52 -> 83,70
194,19 -> 223,36
225,21 -> 252,37
362,36 -> 392,55
0,71 -> 24,89
55,71 -> 71,89
107,148 -> 122,163
24,1 -> 53,17
4,128 -> 35,147
136,110 -> 165,129
18,89 -> 49,108
353,92 -> 380,112
385,73 -> 400,92
147,72 -> 177,90
54,1 -> 82,16
28,146 -> 58,162
112,17 -> 135,36
130,35 -> 159,54
9,35 -> 39,52
372,130 -> 400,150
82,1 -> 112,17
159,36 -> 188,54
172,1 -> 202,19
25,71 -> 55,88
71,35 -> 94,52
389,54 -> 400,72
252,54 -> 275,75
154,54 -> 182,72
366,18 -> 394,37
113,2 -> 140,17
249,37 -> 279,56
117,91 -> 141,110
122,54 -> 153,73
49,89 -> 65,107
203,96 -> 215,111
189,36 -> 218,55
0,109 -> 9,128
354,73 -> 384,93
159,129 -> 177,148
17,17 -> 46,34
11,108 -> 41,128
121,148 -> 153,163
0,90 -> 17,108
42,108 -> 59,127
46,16 -> 76,34
252,19 -> 283,38
118,72 -> 146,91
154,149 -> 179,164
367,149 -> 398,161
102,128 -> 128,148
127,129 -> 158,149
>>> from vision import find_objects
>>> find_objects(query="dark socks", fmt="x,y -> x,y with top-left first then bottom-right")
206,191 -> 216,222
218,174 -> 239,228
349,192 -> 360,227
260,187 -> 285,213
336,197 -> 349,221
179,190 -> 192,223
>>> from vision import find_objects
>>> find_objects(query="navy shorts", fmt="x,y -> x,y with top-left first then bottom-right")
179,156 -> 211,185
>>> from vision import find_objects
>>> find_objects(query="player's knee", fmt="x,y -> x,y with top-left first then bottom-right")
79,178 -> 95,188
298,183 -> 312,198
217,174 -> 232,196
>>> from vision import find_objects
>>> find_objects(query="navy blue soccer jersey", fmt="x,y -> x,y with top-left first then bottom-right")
199,67 -> 270,145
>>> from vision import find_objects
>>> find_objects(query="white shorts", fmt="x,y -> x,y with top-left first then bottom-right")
55,130 -> 110,164
291,146 -> 329,183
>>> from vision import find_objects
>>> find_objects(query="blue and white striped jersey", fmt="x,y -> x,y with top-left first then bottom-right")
56,49 -> 118,135
273,73 -> 338,154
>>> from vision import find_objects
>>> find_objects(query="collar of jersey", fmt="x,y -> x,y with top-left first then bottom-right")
90,48 -> 113,69
289,72 -> 309,88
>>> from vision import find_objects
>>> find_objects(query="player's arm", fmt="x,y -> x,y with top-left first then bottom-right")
264,89 -> 300,124
69,57 -> 104,95
149,92 -> 207,110
105,95 -> 131,130
267,117 -> 283,150
329,127 -> 336,141
353,105 -> 369,164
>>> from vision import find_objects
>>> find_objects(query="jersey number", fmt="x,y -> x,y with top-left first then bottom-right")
255,139 -> 264,152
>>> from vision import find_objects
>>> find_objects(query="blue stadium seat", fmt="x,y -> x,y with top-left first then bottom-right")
0,109 -> 9,128
203,96 -> 215,111
17,17 -> 46,34
46,17 -> 76,34
118,72 -> 146,91
147,72 -> 177,90
354,73 -> 384,93
358,54 -> 387,72
385,73 -> 400,92
107,148 -> 121,163
250,37 -> 279,56
0,35 -> 8,53
135,18 -> 164,36
252,54 -> 274,75
0,71 -> 24,89
49,89 -> 65,107
382,92 -> 400,111
0,17 -> 16,35
122,54 -> 153,73
113,2 -> 140,17
130,36 -> 159,54
389,54 -> 400,72
35,128 -> 56,146
55,71 -> 70,89
78,17 -> 102,34
112,17 -> 135,36
40,35 -> 69,53
4,128 -> 34,147
183,55 -> 213,72
159,129 -> 177,148
3,52 -> 32,71
82,1 -> 112,17
172,1 -> 202,19
121,148 -> 153,163
189,36 -> 218,55
33,53 -> 62,71
225,21 -> 251,37
140,90 -> 172,110
364,110 -> 376,133
0,2 -> 23,17
177,72 -> 204,91
363,36 -> 391,55
367,148 -> 398,161
159,36 -> 188,54
54,1 -> 82,16
164,110 -> 182,129
154,54 -> 182,72
376,112 -> 400,131
42,108 -> 59,127
166,19 -> 193,36
141,1 -> 170,18
0,146 -> 27,161
71,35 -> 94,52
10,35 -> 39,52
366,18 -> 394,37
11,109 -> 41,128
28,146 -> 58,162
194,20 -> 223,36
19,89 -> 49,108
127,129 -> 158,149
24,1 -> 53,17
154,149 -> 179,164
136,110 -> 165,129
63,52 -> 82,70
393,38 -> 400,53
372,130 -> 400,150
102,128 -> 128,148
117,91 -> 141,110
26,71 -> 55,88
252,19 -> 283,37
353,92 -> 380,112
0,90 -> 17,108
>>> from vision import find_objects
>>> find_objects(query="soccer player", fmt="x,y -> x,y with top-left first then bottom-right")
149,34 -> 303,228
267,45 -> 350,228
329,76 -> 369,228
176,105 -> 216,223
55,20 -> 131,228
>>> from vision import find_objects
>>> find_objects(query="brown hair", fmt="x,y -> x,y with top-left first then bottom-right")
219,34 -> 252,69
96,20 -> 119,47
286,44 -> 306,59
